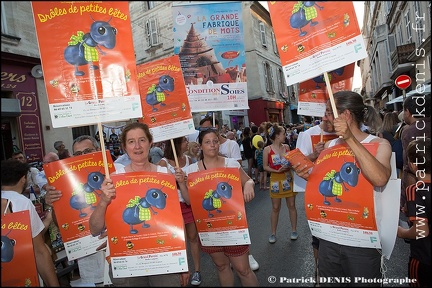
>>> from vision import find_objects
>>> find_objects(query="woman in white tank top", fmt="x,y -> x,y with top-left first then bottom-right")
89,123 -> 189,287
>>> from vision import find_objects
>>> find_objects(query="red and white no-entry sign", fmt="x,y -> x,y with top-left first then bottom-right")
395,75 -> 412,90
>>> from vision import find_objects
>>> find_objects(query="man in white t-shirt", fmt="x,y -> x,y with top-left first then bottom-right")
294,111 -> 337,192
294,101 -> 336,284
1,159 -> 59,286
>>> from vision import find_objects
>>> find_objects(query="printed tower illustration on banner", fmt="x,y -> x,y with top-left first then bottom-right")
179,23 -> 234,85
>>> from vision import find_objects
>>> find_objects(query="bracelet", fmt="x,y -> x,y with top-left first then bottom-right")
246,178 -> 255,184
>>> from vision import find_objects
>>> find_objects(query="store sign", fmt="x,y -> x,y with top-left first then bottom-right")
1,65 -> 36,92
16,92 -> 43,162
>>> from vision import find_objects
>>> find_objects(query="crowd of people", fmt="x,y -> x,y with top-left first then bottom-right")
1,91 -> 430,287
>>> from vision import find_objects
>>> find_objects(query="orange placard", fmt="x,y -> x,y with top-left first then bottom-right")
267,1 -> 365,86
105,171 -> 188,277
305,143 -> 379,232
106,172 -> 186,257
31,1 -> 139,104
1,210 -> 40,287
268,2 -> 360,66
136,55 -> 195,142
31,2 -> 143,128
43,150 -> 115,260
187,168 -> 250,246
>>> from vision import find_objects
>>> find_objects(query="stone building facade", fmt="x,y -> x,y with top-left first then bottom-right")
1,1 -> 291,161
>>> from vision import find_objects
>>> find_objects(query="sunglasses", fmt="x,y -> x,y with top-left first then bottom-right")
199,127 -> 218,132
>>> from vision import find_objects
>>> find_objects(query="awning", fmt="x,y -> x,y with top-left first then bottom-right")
1,98 -> 21,116
386,96 -> 403,104
386,84 -> 430,105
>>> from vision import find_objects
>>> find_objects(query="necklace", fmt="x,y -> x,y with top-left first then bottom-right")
202,159 -> 207,170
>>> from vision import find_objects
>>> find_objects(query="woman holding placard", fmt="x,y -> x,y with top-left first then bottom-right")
183,128 -> 259,287
89,122 -> 189,287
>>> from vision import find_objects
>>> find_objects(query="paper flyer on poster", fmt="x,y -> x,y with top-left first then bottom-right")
43,151 -> 115,260
268,1 -> 366,86
304,143 -> 382,248
284,148 -> 314,171
106,171 -> 188,278
31,1 -> 142,128
293,133 -> 338,193
187,167 -> 251,246
1,210 -> 40,287
136,55 -> 195,143
172,1 -> 249,112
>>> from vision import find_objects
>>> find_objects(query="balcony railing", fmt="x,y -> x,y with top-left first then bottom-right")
391,43 -> 416,72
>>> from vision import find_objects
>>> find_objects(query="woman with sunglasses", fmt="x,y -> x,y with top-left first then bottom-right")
183,128 -> 259,287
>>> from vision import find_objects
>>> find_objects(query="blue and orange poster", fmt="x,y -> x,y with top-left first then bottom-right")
43,150 -> 115,260
298,63 -> 355,117
31,1 -> 142,127
137,55 -> 195,143
106,171 -> 188,278
1,210 -> 39,287
305,143 -> 382,248
268,1 -> 366,86
187,167 -> 251,246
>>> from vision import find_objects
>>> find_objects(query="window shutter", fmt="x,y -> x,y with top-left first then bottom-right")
150,18 -> 158,46
272,31 -> 278,54
146,18 -> 159,46
388,34 -> 396,53
269,67 -> 274,92
259,22 -> 267,47
263,62 -> 269,91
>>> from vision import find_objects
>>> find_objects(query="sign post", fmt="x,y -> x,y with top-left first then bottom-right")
395,75 -> 412,102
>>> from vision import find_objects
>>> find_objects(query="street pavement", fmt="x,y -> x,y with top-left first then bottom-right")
186,162 -> 411,287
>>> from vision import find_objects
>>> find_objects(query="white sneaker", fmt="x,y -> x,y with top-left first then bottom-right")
191,271 -> 202,286
248,254 -> 259,271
